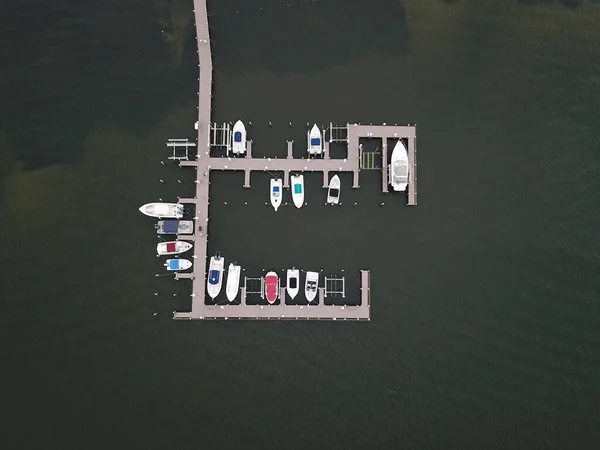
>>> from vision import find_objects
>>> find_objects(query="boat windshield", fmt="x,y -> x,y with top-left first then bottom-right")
294,184 -> 302,194
273,186 -> 280,197
307,281 -> 317,292
393,161 -> 408,179
329,188 -> 339,198
289,278 -> 297,289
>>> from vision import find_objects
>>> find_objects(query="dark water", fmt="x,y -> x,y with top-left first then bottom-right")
2,0 -> 600,448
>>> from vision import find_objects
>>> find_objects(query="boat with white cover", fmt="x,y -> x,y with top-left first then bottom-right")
156,220 -> 194,235
389,139 -> 409,191
207,255 -> 225,299
305,271 -> 319,302
291,174 -> 304,209
165,258 -> 192,271
270,178 -> 283,211
232,120 -> 246,154
326,175 -> 341,205
265,271 -> 279,304
139,202 -> 183,219
226,263 -> 241,302
156,241 -> 193,256
286,268 -> 300,300
308,124 -> 322,155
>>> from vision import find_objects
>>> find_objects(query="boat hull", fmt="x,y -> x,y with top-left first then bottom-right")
265,271 -> 279,304
286,269 -> 300,300
305,271 -> 319,302
226,264 -> 241,302
389,140 -> 409,192
207,256 -> 225,299
232,120 -> 247,154
139,202 -> 184,219
308,124 -> 322,155
326,175 -> 341,205
165,258 -> 192,271
157,241 -> 193,256
270,178 -> 283,211
291,175 -> 304,209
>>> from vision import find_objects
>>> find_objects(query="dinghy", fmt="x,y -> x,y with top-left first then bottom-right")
389,139 -> 409,192
207,255 -> 225,299
270,178 -> 283,211
232,120 -> 247,154
286,268 -> 300,300
326,175 -> 341,205
308,124 -> 322,155
156,241 -> 193,256
156,220 -> 194,235
139,202 -> 184,219
165,258 -> 192,271
291,174 -> 304,209
265,271 -> 279,304
226,263 -> 241,302
305,271 -> 319,303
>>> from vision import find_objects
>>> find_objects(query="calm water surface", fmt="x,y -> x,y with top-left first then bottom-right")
1,0 -> 600,448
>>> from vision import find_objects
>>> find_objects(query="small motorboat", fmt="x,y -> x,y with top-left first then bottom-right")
156,220 -> 194,235
226,263 -> 241,302
286,268 -> 300,300
156,241 -> 193,256
232,120 -> 247,154
291,174 -> 304,209
265,271 -> 279,304
207,255 -> 225,299
305,271 -> 319,302
139,202 -> 184,219
165,258 -> 192,271
270,178 -> 283,211
326,175 -> 341,205
308,124 -> 322,155
389,139 -> 409,192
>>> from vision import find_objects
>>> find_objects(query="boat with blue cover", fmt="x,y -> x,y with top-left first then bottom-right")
308,124 -> 322,155
165,258 -> 192,271
232,120 -> 246,154
207,255 -> 225,299
155,220 -> 194,235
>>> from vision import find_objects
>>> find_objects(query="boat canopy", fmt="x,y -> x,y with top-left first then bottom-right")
168,260 -> 180,270
162,220 -> 179,234
289,278 -> 297,289
310,138 -> 320,146
273,186 -> 280,193
329,188 -> 339,198
294,183 -> 302,194
234,131 -> 242,143
209,270 -> 220,284
166,242 -> 176,253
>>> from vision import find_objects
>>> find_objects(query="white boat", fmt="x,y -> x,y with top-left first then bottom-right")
156,220 -> 194,235
156,241 -> 193,256
207,255 -> 225,299
270,178 -> 283,211
232,120 -> 247,154
326,175 -> 341,205
226,263 -> 241,302
286,268 -> 300,300
165,258 -> 192,271
305,271 -> 319,302
389,139 -> 409,191
308,124 -> 322,155
290,174 -> 304,209
139,202 -> 184,219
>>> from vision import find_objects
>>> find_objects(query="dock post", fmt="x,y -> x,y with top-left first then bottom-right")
287,140 -> 293,159
381,140 -> 389,193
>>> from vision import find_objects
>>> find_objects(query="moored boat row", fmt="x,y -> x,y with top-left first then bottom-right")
269,174 -> 340,211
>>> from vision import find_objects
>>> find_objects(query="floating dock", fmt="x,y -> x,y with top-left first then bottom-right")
169,1 -> 417,320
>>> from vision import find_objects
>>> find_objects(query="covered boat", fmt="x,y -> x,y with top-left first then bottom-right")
156,240 -> 193,256
226,263 -> 241,302
165,258 -> 192,271
326,175 -> 341,205
308,124 -> 322,155
232,120 -> 247,154
291,174 -> 304,209
156,220 -> 194,235
286,268 -> 299,300
139,202 -> 184,219
305,271 -> 319,302
207,255 -> 225,299
270,178 -> 283,211
265,271 -> 279,304
389,139 -> 409,192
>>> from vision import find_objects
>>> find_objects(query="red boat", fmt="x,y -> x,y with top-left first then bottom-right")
265,271 -> 279,304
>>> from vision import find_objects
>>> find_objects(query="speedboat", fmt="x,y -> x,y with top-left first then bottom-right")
265,271 -> 279,304
308,124 -> 322,155
156,220 -> 194,235
291,174 -> 304,209
139,202 -> 184,219
286,268 -> 300,300
165,258 -> 192,271
226,263 -> 241,302
232,120 -> 247,154
156,240 -> 193,256
326,175 -> 340,205
389,139 -> 409,191
305,271 -> 319,302
270,178 -> 283,211
207,255 -> 225,299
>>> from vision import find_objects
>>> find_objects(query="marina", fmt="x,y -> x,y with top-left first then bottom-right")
148,0 -> 418,321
